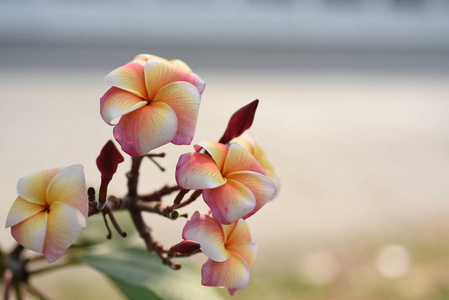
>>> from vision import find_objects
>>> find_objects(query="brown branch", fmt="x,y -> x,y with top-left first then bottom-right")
136,189 -> 201,221
127,156 -> 144,198
88,191 -> 127,238
129,208 -> 180,270
139,185 -> 181,202
148,157 -> 165,172
129,208 -> 154,251
136,201 -> 179,220
173,189 -> 189,205
102,213 -> 112,239
86,153 -> 190,269
169,190 -> 202,210
103,207 -> 127,238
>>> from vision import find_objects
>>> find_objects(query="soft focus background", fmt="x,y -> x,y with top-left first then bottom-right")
1,0 -> 449,299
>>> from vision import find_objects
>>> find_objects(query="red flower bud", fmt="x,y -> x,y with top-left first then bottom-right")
96,140 -> 124,182
176,240 -> 201,255
219,99 -> 259,144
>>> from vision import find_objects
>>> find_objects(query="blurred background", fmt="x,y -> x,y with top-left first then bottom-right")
1,0 -> 449,299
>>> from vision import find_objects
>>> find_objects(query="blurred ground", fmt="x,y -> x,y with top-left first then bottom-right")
1,44 -> 449,299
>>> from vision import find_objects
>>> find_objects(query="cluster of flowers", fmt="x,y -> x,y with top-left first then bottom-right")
5,54 -> 279,295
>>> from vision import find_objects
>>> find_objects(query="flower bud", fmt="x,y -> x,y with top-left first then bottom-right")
96,140 -> 124,182
176,240 -> 201,255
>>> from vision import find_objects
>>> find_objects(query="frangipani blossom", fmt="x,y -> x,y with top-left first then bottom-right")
176,141 -> 276,224
5,165 -> 88,263
231,133 -> 280,199
183,211 -> 257,295
101,54 -> 206,157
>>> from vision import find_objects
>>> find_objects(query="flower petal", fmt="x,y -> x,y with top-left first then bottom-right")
144,60 -> 205,100
100,87 -> 147,125
222,143 -> 265,177
176,153 -> 226,190
102,62 -> 148,99
170,59 -> 193,73
153,82 -> 200,145
132,53 -> 169,65
223,218 -> 252,246
201,253 -> 251,290
194,141 -> 228,172
258,156 -> 280,200
11,211 -> 48,253
17,168 -> 60,205
114,102 -> 178,157
226,171 -> 276,219
182,211 -> 228,262
227,242 -> 257,269
231,134 -> 255,154
253,140 -> 267,160
44,202 -> 86,263
203,179 -> 256,225
6,196 -> 45,228
232,135 -> 280,200
46,165 -> 88,218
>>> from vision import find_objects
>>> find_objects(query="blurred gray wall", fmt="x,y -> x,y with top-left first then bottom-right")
1,0 -> 449,51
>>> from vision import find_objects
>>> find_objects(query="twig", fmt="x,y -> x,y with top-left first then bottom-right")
136,189 -> 201,220
129,208 -> 180,270
173,189 -> 189,205
129,208 -> 154,252
146,153 -> 165,158
87,189 -> 127,238
148,157 -> 165,172
169,190 -> 203,210
102,213 -> 112,239
127,156 -> 144,198
136,201 -> 179,220
139,185 -> 180,202
103,207 -> 127,238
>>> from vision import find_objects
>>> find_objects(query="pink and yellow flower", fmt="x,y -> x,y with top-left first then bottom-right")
231,133 -> 280,199
176,141 -> 276,224
101,54 -> 206,157
183,211 -> 257,295
5,165 -> 88,263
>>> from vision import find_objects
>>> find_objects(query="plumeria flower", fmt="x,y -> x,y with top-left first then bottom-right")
183,211 -> 257,295
231,132 -> 280,199
176,141 -> 276,224
101,54 -> 206,157
5,165 -> 88,263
